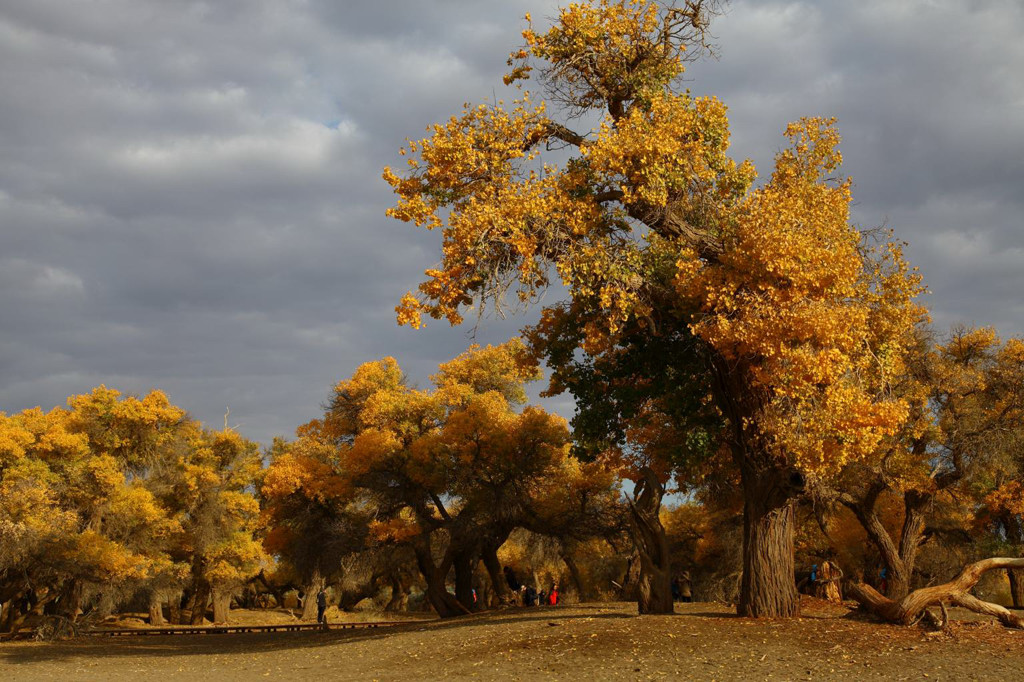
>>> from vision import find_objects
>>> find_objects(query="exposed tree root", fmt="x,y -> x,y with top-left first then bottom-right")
845,557 -> 1024,629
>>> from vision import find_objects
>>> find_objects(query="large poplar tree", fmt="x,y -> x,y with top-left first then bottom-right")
385,0 -> 924,616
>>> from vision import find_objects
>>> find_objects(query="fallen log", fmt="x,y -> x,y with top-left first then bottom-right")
845,557 -> 1024,629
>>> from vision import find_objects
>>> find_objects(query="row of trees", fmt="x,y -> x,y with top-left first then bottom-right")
1,329 -> 1021,630
0,388 -> 263,632
384,0 -> 1024,622
0,342 -> 628,632
3,0 -> 1022,634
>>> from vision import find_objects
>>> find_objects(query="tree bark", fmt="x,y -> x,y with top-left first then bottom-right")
738,465 -> 802,618
619,551 -> 641,601
452,549 -> 477,612
168,596 -> 182,625
190,579 -> 211,625
846,557 -> 1024,629
628,467 -> 673,615
384,575 -> 409,612
1,591 -> 23,634
481,542 -> 513,606
812,561 -> 842,603
300,569 -> 324,621
1008,569 -> 1024,609
58,580 -> 83,623
211,589 -> 230,624
148,593 -> 165,626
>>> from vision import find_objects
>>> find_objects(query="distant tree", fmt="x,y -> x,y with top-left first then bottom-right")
0,387 -> 193,631
174,428 -> 266,624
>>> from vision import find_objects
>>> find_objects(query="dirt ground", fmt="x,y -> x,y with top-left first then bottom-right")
2,599 -> 1022,681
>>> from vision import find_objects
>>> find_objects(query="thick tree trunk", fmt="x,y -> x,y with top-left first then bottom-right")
1,592 -> 24,634
168,597 -> 182,625
148,593 -> 165,626
895,491 -> 929,592
190,580 -> 211,625
1008,569 -> 1024,609
58,580 -> 83,623
738,465 -> 802,618
481,543 -> 513,606
414,541 -> 470,618
384,575 -> 409,612
300,570 -> 324,621
452,549 -> 477,612
846,557 -> 1024,629
211,589 -> 231,624
628,468 -> 673,615
3,603 -> 29,635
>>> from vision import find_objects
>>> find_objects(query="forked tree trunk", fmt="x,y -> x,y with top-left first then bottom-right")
414,541 -> 470,619
1007,569 -> 1024,609
738,464 -> 803,618
841,486 -> 933,601
846,557 -> 1024,629
148,592 -> 165,626
628,467 -> 673,615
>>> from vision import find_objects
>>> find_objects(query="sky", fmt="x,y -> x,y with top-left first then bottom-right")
1,0 -> 1022,446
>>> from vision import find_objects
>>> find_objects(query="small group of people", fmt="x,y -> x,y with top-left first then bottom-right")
521,583 -> 559,606
505,566 -> 559,607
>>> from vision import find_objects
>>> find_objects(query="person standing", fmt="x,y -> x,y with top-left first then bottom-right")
316,588 -> 328,627
679,572 -> 692,603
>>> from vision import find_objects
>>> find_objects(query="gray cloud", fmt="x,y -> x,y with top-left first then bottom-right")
1,0 -> 1022,444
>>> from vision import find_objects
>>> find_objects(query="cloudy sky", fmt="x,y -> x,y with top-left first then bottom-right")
1,0 -> 1022,445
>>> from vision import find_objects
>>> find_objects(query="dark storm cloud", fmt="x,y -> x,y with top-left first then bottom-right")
1,0 -> 1021,443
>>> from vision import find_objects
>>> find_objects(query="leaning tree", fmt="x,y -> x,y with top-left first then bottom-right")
384,0 -> 924,617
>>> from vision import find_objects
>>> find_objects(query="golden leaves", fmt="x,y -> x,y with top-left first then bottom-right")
384,5 -> 928,484
673,118 -> 924,475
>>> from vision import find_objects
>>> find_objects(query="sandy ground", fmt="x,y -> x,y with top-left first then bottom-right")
2,599 -> 1022,681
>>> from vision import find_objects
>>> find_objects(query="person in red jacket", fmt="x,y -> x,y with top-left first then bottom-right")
548,585 -> 559,605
